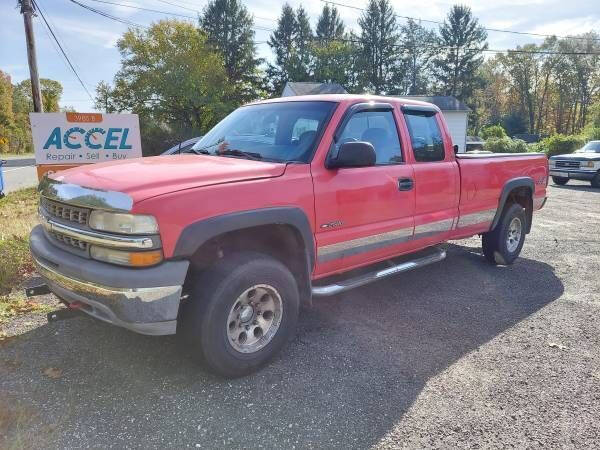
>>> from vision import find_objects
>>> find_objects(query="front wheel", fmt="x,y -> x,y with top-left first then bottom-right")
552,176 -> 569,185
178,252 -> 299,378
591,173 -> 600,188
482,203 -> 526,265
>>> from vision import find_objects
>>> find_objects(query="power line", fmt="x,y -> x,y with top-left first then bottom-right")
322,0 -> 600,43
32,0 -> 95,102
37,0 -> 87,81
151,0 -> 277,24
85,0 -> 198,19
69,0 -> 149,28
81,0 -> 275,31
153,0 -> 200,13
67,0 -> 600,55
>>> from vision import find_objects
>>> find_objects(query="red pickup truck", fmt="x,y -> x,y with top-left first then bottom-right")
30,95 -> 548,377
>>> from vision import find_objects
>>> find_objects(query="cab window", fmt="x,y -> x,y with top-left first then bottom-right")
404,112 -> 445,162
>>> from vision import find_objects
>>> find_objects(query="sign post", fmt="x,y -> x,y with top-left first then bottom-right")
30,112 -> 142,179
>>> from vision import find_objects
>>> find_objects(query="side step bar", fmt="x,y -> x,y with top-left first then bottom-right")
311,247 -> 446,297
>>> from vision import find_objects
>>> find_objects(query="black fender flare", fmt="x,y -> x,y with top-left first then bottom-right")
172,207 -> 315,271
490,177 -> 535,231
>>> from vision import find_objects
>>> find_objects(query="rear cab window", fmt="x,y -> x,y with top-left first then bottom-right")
403,111 -> 445,162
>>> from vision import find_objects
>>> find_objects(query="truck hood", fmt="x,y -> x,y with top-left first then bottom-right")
49,155 -> 287,203
550,152 -> 600,161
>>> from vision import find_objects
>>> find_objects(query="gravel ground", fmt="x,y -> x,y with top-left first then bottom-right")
1,181 -> 599,449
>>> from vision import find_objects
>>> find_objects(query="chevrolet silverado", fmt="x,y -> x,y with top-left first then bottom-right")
29,95 -> 549,377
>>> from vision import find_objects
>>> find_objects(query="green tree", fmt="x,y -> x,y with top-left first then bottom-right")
312,5 -> 353,87
358,0 -> 403,94
315,4 -> 344,41
481,124 -> 507,139
433,5 -> 487,101
94,80 -> 117,113
267,4 -> 298,94
267,4 -> 313,94
199,0 -> 263,102
0,71 -> 14,153
13,78 -> 63,112
98,20 -> 233,155
400,19 -> 437,94
312,39 -> 353,86
293,6 -> 313,81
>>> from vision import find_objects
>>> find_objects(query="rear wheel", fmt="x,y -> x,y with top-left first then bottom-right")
591,173 -> 600,188
178,252 -> 299,378
482,203 -> 527,265
552,176 -> 569,185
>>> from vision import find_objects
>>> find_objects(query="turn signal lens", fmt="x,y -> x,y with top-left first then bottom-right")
582,161 -> 595,168
128,250 -> 164,267
90,246 -> 163,267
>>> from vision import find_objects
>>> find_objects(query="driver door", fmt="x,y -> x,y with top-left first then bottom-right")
311,103 -> 416,277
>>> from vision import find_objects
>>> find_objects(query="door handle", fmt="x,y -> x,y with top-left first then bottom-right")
398,178 -> 414,191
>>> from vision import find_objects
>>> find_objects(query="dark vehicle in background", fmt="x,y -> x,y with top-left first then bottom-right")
161,137 -> 202,155
549,140 -> 600,187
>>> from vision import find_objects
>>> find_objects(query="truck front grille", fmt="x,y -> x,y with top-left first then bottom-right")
555,160 -> 580,169
41,198 -> 90,225
50,230 -> 88,251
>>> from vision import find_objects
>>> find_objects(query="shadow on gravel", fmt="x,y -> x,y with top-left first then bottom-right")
1,243 -> 563,448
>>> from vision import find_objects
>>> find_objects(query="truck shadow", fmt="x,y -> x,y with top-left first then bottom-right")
1,243 -> 563,448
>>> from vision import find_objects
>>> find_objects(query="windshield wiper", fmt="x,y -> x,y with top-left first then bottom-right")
219,149 -> 263,160
186,147 -> 210,155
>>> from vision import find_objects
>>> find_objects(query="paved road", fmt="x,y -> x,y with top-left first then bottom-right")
1,181 -> 599,448
1,156 -> 38,193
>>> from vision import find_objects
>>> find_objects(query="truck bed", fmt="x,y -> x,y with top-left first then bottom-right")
453,152 -> 548,238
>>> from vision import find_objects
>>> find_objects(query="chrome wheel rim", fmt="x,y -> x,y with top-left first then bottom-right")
506,217 -> 522,253
226,284 -> 283,354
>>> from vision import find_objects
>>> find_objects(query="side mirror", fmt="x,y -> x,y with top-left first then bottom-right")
327,141 -> 376,169
453,144 -> 459,154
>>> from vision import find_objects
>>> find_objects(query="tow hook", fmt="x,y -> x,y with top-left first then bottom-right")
47,301 -> 85,322
24,282 -> 51,297
47,307 -> 83,323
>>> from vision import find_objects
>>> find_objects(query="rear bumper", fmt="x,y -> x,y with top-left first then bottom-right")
549,169 -> 597,181
30,225 -> 189,335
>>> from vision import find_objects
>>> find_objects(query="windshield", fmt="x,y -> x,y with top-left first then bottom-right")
190,101 -> 336,163
577,141 -> 600,153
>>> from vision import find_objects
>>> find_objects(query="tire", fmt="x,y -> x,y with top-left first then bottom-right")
552,176 -> 569,185
591,173 -> 600,188
178,252 -> 299,378
482,203 -> 527,265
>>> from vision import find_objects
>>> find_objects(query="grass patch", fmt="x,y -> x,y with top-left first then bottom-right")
0,152 -> 34,159
0,188 -> 42,323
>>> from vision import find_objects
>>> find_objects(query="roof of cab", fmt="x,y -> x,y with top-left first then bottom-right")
252,94 -> 441,110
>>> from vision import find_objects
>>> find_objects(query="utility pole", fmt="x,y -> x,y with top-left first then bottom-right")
20,0 -> 43,112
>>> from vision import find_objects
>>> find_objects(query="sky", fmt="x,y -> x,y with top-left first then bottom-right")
1,0 -> 599,112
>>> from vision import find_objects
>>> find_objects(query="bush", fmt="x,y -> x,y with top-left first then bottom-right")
540,134 -> 584,157
483,137 -> 529,153
481,125 -> 507,140
584,127 -> 600,141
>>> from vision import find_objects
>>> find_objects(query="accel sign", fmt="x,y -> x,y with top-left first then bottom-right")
30,112 -> 142,165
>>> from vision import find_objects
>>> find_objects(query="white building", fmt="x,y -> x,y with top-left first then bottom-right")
403,96 -> 471,153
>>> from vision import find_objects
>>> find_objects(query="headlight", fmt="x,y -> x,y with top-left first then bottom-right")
581,161 -> 595,168
89,211 -> 159,234
90,246 -> 163,267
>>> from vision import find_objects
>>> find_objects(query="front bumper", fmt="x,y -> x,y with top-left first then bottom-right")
549,169 -> 597,181
30,225 -> 189,335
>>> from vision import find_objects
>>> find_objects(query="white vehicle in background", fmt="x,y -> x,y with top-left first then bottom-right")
549,140 -> 600,188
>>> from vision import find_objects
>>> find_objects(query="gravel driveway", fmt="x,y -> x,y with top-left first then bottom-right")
1,181 -> 599,448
